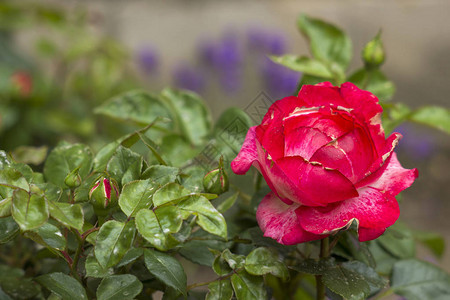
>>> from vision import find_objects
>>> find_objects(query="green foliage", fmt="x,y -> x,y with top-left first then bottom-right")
36,272 -> 88,300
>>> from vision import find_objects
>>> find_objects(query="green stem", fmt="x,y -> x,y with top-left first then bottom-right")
187,268 -> 242,290
315,237 -> 329,300
70,230 -> 84,284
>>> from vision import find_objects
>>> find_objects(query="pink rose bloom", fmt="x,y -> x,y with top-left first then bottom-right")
231,82 -> 418,244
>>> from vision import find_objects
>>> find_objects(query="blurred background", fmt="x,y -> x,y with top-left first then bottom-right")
1,0 -> 449,272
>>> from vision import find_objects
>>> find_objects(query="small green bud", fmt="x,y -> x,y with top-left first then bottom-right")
89,177 -> 119,216
203,157 -> 229,195
362,31 -> 385,68
64,167 -> 82,188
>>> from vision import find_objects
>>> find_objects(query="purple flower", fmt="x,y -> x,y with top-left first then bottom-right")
247,27 -> 287,55
261,57 -> 301,99
172,64 -> 206,93
395,124 -> 435,160
136,46 -> 159,74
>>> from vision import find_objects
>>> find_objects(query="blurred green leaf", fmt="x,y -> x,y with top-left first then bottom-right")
297,14 -> 352,74
36,272 -> 88,300
206,280 -> 233,300
97,274 -> 143,300
135,207 -> 182,251
43,143 -> 93,188
271,55 -> 334,78
377,222 -> 415,259
95,90 -> 172,127
95,220 -> 136,268
159,134 -> 198,167
179,238 -> 232,267
11,146 -> 47,165
0,197 -> 12,217
409,106 -> 450,134
0,277 -> 40,300
414,231 -> 445,258
215,191 -> 238,214
245,247 -> 289,281
391,259 -> 450,300
348,68 -> 395,101
178,195 -> 227,239
290,258 -> 335,275
119,180 -> 157,217
144,249 -> 187,296
11,189 -> 48,231
231,270 -> 267,300
153,182 -> 192,207
161,88 -> 212,146
342,261 -> 387,296
0,216 -> 19,243
48,201 -> 84,231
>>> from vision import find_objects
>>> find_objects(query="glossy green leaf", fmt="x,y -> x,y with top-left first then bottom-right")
290,258 -> 335,275
137,132 -> 168,165
231,270 -> 267,300
0,216 -> 19,243
11,189 -> 48,231
43,143 -> 93,188
222,249 -> 245,269
0,197 -> 12,217
409,106 -> 450,134
97,274 -> 143,300
119,180 -> 157,217
322,265 -> 370,300
297,14 -> 352,72
95,220 -> 136,268
48,201 -> 84,231
215,191 -> 238,213
0,167 -> 29,198
391,259 -> 450,300
95,90 -> 172,126
159,134 -> 198,167
153,182 -> 192,207
348,68 -> 395,101
342,261 -> 387,296
140,165 -> 179,185
161,88 -> 212,146
212,252 -> 233,276
28,222 -> 66,250
106,146 -> 142,186
144,249 -> 187,296
36,272 -> 88,300
117,248 -> 144,268
245,247 -> 289,281
135,207 -> 182,251
178,195 -> 227,239
271,55 -> 334,78
85,254 -> 114,278
206,280 -> 233,300
180,239 -> 232,266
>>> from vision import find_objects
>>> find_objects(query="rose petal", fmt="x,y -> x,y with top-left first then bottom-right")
358,227 -> 386,242
257,119 -> 285,161
276,156 -> 359,205
256,192 -> 325,245
284,127 -> 331,159
297,187 -> 400,235
231,126 -> 258,175
298,84 -> 347,107
261,96 -> 306,126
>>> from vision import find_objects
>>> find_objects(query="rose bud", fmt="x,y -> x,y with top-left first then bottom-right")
11,71 -> 32,97
232,82 -> 417,245
64,167 -> 82,188
203,157 -> 229,195
362,32 -> 385,68
89,177 -> 119,215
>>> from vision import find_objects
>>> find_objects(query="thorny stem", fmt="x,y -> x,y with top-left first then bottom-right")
316,237 -> 329,300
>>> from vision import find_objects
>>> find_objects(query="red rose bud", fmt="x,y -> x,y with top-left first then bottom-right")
89,177 -> 119,215
11,71 -> 32,97
362,32 -> 385,68
64,167 -> 82,188
203,157 -> 229,195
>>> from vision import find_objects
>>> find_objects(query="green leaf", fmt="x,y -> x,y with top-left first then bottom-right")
414,231 -> 445,258
231,270 -> 267,300
11,145 -> 48,165
159,134 -> 198,167
48,201 -> 84,231
271,55 -> 334,78
290,258 -> 335,275
178,195 -> 227,239
0,216 -> 19,243
391,259 -> 450,300
117,247 -> 144,268
322,264 -> 370,300
85,254 -> 114,278
43,143 -> 93,188
36,272 -> 88,300
245,247 -> 289,281
179,239 -> 232,266
0,277 -> 40,300
27,222 -> 66,250
95,220 -> 136,268
140,165 -> 180,185
212,252 -> 233,276
97,274 -> 143,300
297,14 -> 352,72
0,197 -> 12,217
215,191 -> 238,213
135,207 -> 182,251
161,88 -> 212,146
137,132 -> 168,166
348,68 -> 395,101
153,182 -> 192,207
144,249 -> 187,296
0,167 -> 29,198
119,180 -> 157,217
222,249 -> 245,269
11,189 -> 48,231
377,223 -> 415,259
106,146 -> 142,186
409,106 -> 450,134
95,90 -> 172,126
206,280 -> 233,300
342,261 -> 387,296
